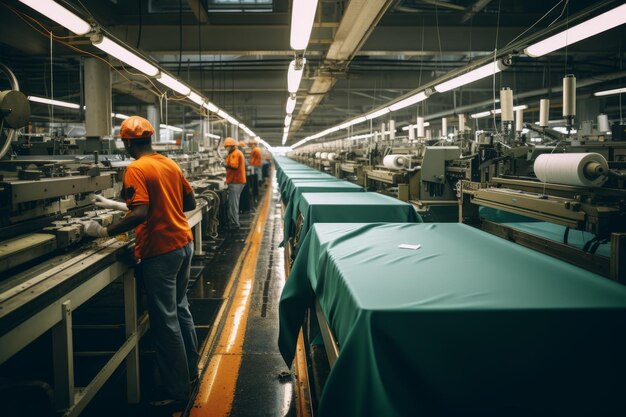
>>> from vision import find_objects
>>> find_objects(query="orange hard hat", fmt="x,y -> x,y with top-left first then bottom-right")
238,141 -> 247,147
223,137 -> 237,146
120,116 -> 155,139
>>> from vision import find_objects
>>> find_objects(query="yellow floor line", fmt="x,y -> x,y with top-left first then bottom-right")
190,183 -> 273,417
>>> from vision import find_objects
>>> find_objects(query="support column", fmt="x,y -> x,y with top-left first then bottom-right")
147,105 -> 161,141
84,58 -> 112,137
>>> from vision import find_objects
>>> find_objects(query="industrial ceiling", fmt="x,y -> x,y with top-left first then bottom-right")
0,0 -> 624,146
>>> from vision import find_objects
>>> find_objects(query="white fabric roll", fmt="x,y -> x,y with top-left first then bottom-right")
315,152 -> 321,159
563,75 -> 576,117
389,120 -> 396,140
515,109 -> 524,132
597,114 -> 609,132
408,126 -> 415,140
383,154 -> 407,169
320,152 -> 329,160
416,117 -> 425,138
539,99 -> 550,127
327,152 -> 337,161
458,114 -> 466,132
534,153 -> 608,187
500,88 -> 514,122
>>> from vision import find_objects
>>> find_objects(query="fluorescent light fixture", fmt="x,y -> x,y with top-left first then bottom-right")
287,58 -> 306,94
92,36 -> 158,77
204,133 -> 220,139
226,115 -> 239,126
114,113 -> 130,120
487,104 -> 528,116
282,133 -> 288,145
19,0 -> 91,35
290,0 -> 319,50
217,109 -> 229,119
435,61 -> 505,93
337,121 -> 352,130
471,111 -> 491,119
365,107 -> 390,120
157,73 -> 191,96
284,115 -> 292,126
286,96 -> 297,114
203,102 -> 219,113
188,91 -> 204,106
388,91 -> 428,112
28,95 -> 80,109
594,87 -> 626,97
160,124 -> 183,132
350,116 -> 367,125
513,105 -> 528,111
525,4 -> 626,57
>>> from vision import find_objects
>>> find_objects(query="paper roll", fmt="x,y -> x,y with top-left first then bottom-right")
515,109 -> 524,132
539,99 -> 550,127
597,114 -> 609,132
383,154 -> 407,169
563,75 -> 576,117
500,88 -> 514,122
417,117 -> 425,138
534,153 -> 608,187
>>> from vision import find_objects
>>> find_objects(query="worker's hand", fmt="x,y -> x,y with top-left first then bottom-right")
81,220 -> 109,238
92,195 -> 129,212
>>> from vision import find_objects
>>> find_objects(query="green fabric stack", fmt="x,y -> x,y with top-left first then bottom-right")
279,222 -> 626,417
296,192 -> 422,248
282,182 -> 364,245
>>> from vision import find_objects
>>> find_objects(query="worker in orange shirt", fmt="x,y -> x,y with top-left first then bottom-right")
249,138 -> 262,184
223,137 -> 246,229
82,116 -> 198,409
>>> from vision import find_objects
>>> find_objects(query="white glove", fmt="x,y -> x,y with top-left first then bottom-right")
92,195 -> 128,212
82,220 -> 109,238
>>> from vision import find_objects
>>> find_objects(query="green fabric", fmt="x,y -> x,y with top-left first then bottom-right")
503,221 -> 611,258
295,192 -> 423,248
279,222 -> 626,417
279,173 -> 336,197
280,175 -> 338,204
281,181 -> 364,246
277,168 -> 320,187
479,207 -> 611,257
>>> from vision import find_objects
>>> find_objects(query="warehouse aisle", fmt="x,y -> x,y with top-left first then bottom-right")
188,178 -> 298,417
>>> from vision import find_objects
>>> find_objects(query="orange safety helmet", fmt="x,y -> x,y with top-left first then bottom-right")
223,137 -> 237,146
238,141 -> 247,148
120,116 -> 155,139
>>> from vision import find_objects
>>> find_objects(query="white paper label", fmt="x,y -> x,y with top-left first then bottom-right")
398,244 -> 421,250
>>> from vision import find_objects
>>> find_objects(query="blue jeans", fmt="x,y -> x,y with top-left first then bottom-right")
227,183 -> 245,227
141,242 -> 198,399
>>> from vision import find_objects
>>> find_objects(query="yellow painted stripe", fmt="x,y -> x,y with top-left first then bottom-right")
190,181 -> 273,417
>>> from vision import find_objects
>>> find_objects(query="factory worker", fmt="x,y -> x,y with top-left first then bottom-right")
223,137 -> 247,229
249,139 -> 262,185
82,116 -> 198,409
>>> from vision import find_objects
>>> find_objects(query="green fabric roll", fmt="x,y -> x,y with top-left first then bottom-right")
281,181 -> 364,246
279,223 -> 626,417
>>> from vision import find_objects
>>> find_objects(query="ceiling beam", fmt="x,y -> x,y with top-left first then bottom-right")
187,0 -> 209,24
461,0 -> 493,23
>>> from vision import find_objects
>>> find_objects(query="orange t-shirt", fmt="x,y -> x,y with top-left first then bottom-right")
122,153 -> 193,259
225,149 -> 247,184
250,147 -> 262,167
